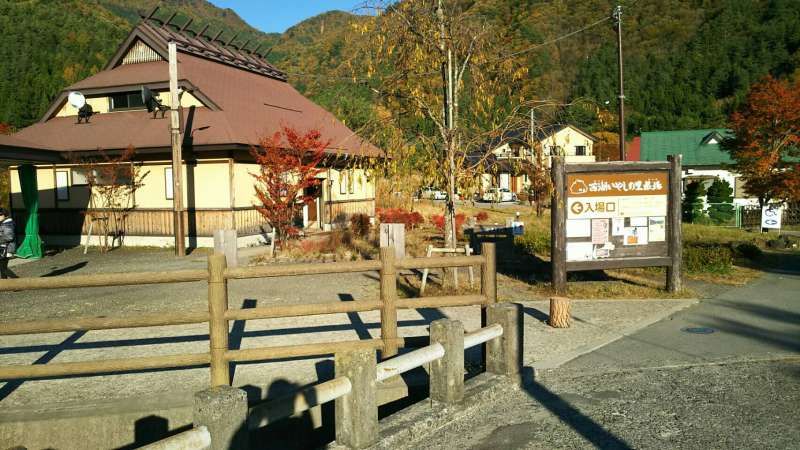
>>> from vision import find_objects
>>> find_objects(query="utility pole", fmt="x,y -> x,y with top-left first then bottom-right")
169,42 -> 186,256
613,5 -> 626,161
437,0 -> 457,248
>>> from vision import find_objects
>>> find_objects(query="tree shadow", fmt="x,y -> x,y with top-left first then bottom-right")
41,261 -> 88,277
520,367 -> 633,450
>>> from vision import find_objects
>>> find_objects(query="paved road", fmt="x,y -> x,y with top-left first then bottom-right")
423,270 -> 800,449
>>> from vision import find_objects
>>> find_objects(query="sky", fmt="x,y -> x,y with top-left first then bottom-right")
208,1 -> 368,33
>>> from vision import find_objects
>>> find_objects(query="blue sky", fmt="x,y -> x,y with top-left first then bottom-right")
208,1 -> 368,33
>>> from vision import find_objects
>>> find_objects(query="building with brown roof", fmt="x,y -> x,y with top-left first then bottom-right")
1,16 -> 380,247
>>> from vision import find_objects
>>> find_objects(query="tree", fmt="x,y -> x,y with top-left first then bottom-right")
524,145 -> 552,217
74,146 -> 148,252
0,123 -> 11,209
682,181 -> 706,223
706,178 -> 735,225
250,126 -> 327,250
356,0 -> 531,248
724,76 -> 800,204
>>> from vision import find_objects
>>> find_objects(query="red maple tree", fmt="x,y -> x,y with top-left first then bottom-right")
726,75 -> 800,204
250,126 -> 328,248
0,123 -> 11,135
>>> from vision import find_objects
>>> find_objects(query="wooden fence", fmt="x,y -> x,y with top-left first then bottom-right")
0,244 -> 496,386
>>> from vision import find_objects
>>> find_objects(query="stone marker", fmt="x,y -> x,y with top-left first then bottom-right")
430,319 -> 465,405
487,303 -> 522,382
213,229 -> 238,268
193,386 -> 248,450
335,349 -> 378,449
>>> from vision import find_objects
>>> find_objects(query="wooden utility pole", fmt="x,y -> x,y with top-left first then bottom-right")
550,156 -> 567,295
169,42 -> 186,256
613,5 -> 626,161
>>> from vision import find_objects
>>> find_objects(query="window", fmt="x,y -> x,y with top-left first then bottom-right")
72,168 -> 91,186
56,170 -> 69,201
349,170 -> 355,194
109,91 -> 146,111
165,167 -> 173,200
339,170 -> 347,195
575,146 -> 586,156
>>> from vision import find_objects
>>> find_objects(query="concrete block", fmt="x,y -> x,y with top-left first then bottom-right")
193,386 -> 248,450
213,229 -> 238,268
486,303 -> 522,382
430,319 -> 464,405
334,349 -> 378,449
379,223 -> 405,260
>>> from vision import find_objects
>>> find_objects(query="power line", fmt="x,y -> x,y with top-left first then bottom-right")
281,13 -> 614,83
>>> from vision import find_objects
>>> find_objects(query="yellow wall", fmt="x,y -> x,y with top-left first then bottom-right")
233,163 -> 260,208
541,126 -> 594,156
55,91 -> 204,117
10,160 -> 231,210
329,167 -> 374,202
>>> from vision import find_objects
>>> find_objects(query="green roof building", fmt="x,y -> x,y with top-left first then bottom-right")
640,129 -> 757,203
640,129 -> 733,167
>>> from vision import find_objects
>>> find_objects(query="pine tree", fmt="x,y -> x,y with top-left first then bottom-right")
682,181 -> 706,223
706,178 -> 735,225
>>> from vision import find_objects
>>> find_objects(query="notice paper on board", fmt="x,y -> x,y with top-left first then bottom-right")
591,219 -> 609,244
648,216 -> 666,242
623,227 -> 649,246
566,219 -> 591,238
612,218 -> 625,236
566,242 -> 594,261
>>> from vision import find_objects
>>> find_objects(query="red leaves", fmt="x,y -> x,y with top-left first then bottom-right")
250,126 -> 329,245
728,75 -> 800,203
430,213 -> 465,231
475,211 -> 489,222
0,123 -> 11,135
376,208 -> 423,229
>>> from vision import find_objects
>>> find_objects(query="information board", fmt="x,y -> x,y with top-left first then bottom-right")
550,157 -> 683,294
565,171 -> 669,262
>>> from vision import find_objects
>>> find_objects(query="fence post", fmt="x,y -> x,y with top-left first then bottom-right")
335,349 -> 378,449
667,154 -> 683,293
486,303 -> 522,382
207,254 -> 230,387
430,319 -> 464,405
380,247 -> 399,358
193,386 -> 249,450
480,242 -> 497,369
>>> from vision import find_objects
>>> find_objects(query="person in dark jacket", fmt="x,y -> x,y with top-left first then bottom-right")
0,208 -> 17,279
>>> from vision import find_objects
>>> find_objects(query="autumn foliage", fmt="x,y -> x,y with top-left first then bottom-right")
250,126 -> 328,247
725,76 -> 800,203
376,208 -> 423,230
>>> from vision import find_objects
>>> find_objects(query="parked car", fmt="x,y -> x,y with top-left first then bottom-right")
481,188 -> 517,203
418,187 -> 447,201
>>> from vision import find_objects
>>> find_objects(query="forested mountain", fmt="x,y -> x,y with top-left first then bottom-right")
1,0 -> 799,138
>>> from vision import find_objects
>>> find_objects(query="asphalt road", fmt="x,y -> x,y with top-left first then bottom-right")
423,270 -> 800,449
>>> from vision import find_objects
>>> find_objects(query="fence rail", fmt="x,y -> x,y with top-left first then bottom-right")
0,243 -> 497,385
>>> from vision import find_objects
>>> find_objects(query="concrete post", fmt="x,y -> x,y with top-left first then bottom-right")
335,349 -> 378,449
486,303 -> 522,382
430,319 -> 464,405
213,229 -> 238,268
193,386 -> 249,450
379,223 -> 405,260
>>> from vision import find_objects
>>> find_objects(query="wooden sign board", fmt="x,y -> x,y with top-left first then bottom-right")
550,157 -> 683,294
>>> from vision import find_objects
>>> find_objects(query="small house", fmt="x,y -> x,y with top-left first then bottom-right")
0,15 -> 380,248
475,124 -> 598,194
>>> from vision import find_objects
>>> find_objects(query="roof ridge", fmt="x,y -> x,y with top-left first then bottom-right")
136,21 -> 286,82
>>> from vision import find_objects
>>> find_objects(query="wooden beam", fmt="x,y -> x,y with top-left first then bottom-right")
566,256 -> 672,271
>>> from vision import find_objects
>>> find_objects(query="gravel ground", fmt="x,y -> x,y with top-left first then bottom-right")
0,247 -> 695,415
421,359 -> 800,450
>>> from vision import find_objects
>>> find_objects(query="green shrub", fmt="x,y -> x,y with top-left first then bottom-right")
733,242 -> 762,260
683,243 -> 734,273
515,229 -> 551,256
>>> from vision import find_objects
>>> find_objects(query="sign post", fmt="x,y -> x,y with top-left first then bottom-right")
550,156 -> 683,294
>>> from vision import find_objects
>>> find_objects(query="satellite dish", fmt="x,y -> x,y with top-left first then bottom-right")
141,85 -> 168,118
68,91 -> 86,109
